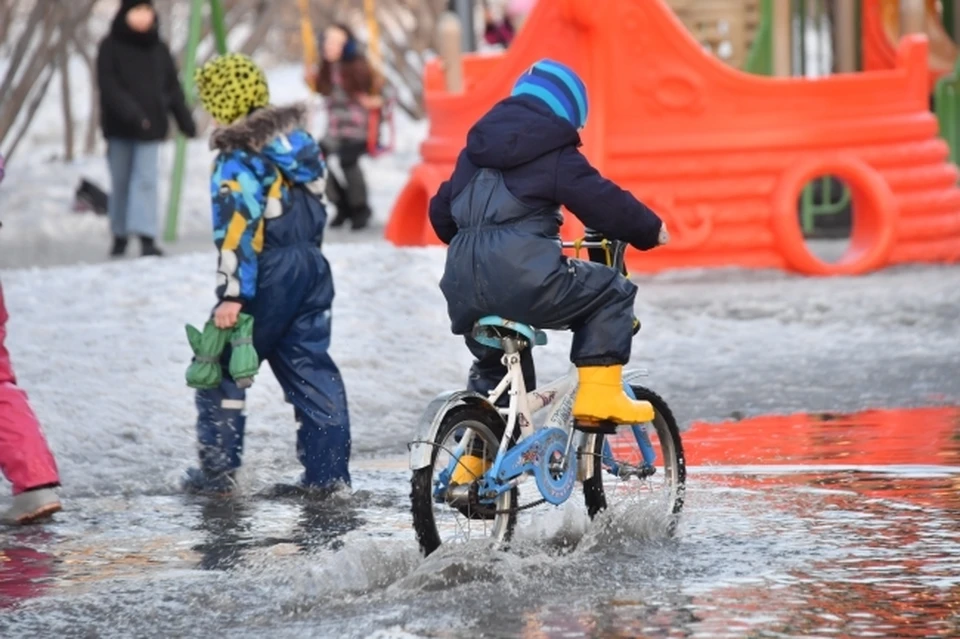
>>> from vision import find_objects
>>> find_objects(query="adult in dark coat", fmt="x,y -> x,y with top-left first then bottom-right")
429,59 -> 668,451
96,0 -> 196,258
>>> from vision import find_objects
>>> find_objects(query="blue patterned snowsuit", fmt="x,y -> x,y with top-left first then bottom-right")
193,104 -> 350,490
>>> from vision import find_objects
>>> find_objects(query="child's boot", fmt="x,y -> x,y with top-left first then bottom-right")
182,386 -> 246,496
450,453 -> 490,485
1,486 -> 61,525
572,365 -> 654,433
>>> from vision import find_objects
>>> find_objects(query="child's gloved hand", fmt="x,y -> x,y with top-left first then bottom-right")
658,222 -> 670,246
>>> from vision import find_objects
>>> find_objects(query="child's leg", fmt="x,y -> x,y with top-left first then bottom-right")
338,142 -> 370,228
268,310 -> 351,490
464,337 -> 536,401
106,138 -> 134,240
193,376 -> 247,479
530,262 -> 653,428
0,284 -> 60,496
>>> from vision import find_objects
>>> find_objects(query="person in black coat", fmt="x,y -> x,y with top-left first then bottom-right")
96,0 -> 195,258
429,59 -> 669,465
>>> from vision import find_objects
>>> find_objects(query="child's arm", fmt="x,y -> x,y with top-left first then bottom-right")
211,153 -> 266,304
428,180 -> 458,244
555,147 -> 663,250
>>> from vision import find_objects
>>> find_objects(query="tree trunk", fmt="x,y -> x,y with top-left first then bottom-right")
4,65 -> 57,162
0,1 -> 53,102
59,36 -> 75,161
0,4 -> 62,147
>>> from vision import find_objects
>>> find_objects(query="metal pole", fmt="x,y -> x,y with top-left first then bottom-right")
834,0 -> 857,72
900,0 -> 925,36
164,0 -> 205,243
452,0 -> 475,53
773,0 -> 793,76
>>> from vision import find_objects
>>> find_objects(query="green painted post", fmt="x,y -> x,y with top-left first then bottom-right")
935,27 -> 960,170
210,0 -> 228,54
801,176 -> 852,234
744,0 -> 774,75
164,0 -> 205,243
944,0 -> 956,41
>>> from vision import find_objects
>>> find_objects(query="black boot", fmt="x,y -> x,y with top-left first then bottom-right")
139,235 -> 164,257
329,206 -> 351,228
110,236 -> 128,258
350,206 -> 371,231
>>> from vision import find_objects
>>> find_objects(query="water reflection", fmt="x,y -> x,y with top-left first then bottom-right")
683,406 -> 960,467
191,495 -> 365,571
0,530 -> 58,609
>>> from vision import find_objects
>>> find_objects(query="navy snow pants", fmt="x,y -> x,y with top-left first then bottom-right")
195,244 -> 351,489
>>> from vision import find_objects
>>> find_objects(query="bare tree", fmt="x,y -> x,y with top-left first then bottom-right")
0,0 -> 99,161
59,32 -> 75,161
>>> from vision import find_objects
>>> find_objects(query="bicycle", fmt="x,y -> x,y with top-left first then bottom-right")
408,230 -> 686,557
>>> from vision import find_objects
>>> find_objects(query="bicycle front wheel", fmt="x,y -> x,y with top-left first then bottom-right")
410,405 -> 517,556
581,385 -> 686,534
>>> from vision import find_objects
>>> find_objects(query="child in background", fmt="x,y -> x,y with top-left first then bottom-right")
182,54 -> 351,496
428,59 -> 669,483
0,154 -> 63,524
306,24 -> 382,230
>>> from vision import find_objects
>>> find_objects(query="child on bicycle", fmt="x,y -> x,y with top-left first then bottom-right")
182,53 -> 351,495
428,59 -> 668,481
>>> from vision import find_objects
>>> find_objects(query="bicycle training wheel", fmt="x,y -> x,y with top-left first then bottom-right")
410,405 -> 518,556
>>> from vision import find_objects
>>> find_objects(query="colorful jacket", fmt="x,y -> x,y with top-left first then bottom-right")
208,104 -> 327,302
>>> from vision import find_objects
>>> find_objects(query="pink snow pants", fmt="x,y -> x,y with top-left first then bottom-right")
0,282 -> 59,495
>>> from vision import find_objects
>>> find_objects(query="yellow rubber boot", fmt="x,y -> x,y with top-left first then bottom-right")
572,365 -> 655,430
450,454 -> 490,485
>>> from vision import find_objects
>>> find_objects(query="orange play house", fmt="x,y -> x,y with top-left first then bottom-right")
385,0 -> 960,276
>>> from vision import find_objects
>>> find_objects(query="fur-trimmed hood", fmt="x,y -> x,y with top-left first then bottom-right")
210,104 -> 308,153
210,103 -> 325,186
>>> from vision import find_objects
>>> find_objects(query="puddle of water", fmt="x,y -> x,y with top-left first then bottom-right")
0,406 -> 957,637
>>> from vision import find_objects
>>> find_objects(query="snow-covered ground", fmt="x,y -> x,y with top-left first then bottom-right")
2,248 -> 959,501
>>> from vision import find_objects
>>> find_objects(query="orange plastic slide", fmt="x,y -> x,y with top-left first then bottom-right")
863,0 -> 958,91
386,0 -> 960,275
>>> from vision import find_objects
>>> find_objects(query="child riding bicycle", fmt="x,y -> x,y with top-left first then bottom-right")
428,59 -> 669,481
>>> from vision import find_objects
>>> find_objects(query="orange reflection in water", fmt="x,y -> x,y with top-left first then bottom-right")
682,406 -> 960,467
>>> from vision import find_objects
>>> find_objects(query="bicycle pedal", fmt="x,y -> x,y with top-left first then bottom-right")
573,420 -> 618,435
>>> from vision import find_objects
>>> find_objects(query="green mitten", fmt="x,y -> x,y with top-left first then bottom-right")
185,319 -> 231,390
228,313 -> 259,389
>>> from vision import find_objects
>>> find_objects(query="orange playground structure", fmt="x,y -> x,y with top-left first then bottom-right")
863,0 -> 959,91
385,0 -> 960,276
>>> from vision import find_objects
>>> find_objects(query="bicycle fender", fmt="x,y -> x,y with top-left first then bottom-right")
622,368 -> 650,385
408,390 -> 499,470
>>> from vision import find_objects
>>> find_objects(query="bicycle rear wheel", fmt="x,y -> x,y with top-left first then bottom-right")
410,405 -> 517,556
581,385 -> 686,534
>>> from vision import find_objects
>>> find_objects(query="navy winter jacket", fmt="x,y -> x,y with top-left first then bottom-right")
428,95 -> 663,249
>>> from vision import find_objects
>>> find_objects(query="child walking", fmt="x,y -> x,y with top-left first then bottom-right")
182,54 -> 351,495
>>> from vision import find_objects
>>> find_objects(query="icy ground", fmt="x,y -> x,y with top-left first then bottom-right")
0,247 -> 958,500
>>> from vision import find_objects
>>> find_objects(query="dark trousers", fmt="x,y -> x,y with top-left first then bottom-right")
321,139 -> 370,225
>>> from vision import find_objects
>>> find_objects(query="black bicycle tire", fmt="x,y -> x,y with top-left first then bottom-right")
581,385 -> 686,531
410,405 -> 518,556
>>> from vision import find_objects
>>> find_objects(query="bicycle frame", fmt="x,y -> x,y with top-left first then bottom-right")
411,231 -> 659,503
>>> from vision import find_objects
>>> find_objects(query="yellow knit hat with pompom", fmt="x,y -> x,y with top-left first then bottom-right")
194,53 -> 269,125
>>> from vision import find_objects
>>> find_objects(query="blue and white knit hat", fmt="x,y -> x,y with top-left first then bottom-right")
510,59 -> 588,129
